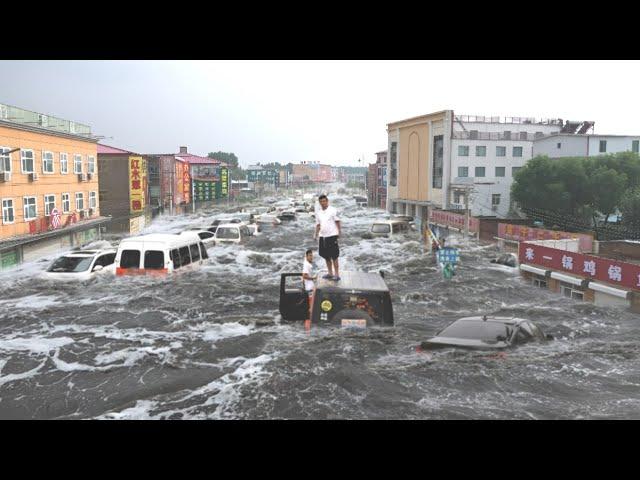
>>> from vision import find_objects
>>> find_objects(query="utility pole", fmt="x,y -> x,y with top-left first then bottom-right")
192,177 -> 196,214
464,186 -> 470,242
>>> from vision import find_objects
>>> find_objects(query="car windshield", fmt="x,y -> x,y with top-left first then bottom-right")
216,227 -> 240,239
371,224 -> 391,233
437,320 -> 510,341
47,256 -> 94,273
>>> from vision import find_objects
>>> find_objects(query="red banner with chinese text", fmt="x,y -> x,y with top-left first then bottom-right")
500,223 -> 592,252
430,210 -> 479,233
519,242 -> 640,291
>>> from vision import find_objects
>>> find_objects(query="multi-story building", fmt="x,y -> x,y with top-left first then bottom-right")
292,162 -> 332,184
368,151 -> 387,209
386,110 -> 593,226
97,144 -> 150,235
0,103 -> 108,269
532,134 -> 640,158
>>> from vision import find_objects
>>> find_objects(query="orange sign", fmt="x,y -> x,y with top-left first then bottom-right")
129,156 -> 146,213
182,162 -> 191,204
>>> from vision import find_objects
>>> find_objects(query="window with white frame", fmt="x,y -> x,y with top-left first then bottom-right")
475,146 -> 486,157
89,191 -> 97,209
512,166 -> 522,176
74,154 -> 83,174
44,194 -> 56,215
475,166 -> 486,177
458,166 -> 469,177
75,192 -> 84,211
495,166 -> 506,177
599,140 -> 607,153
21,149 -> 34,173
60,153 -> 68,174
23,196 -> 37,220
87,156 -> 96,174
0,147 -> 11,172
62,193 -> 70,213
2,198 -> 14,224
496,146 -> 506,157
513,146 -> 523,157
492,194 -> 501,206
42,151 -> 54,173
458,145 -> 469,156
633,140 -> 639,153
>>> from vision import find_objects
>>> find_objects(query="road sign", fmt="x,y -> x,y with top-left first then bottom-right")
436,247 -> 460,265
51,208 -> 61,229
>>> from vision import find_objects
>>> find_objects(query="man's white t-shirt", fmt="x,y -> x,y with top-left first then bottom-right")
303,259 -> 315,291
315,205 -> 340,238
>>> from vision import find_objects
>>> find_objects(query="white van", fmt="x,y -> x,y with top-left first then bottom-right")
213,223 -> 252,245
115,232 -> 209,276
369,219 -> 411,238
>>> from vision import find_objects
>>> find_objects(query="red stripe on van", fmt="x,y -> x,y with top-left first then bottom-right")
116,268 -> 168,276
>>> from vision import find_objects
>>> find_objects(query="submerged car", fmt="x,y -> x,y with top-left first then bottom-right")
490,253 -> 518,268
182,229 -> 216,247
213,223 -> 252,245
42,248 -> 117,281
420,316 -> 552,350
366,219 -> 412,238
279,270 -> 394,328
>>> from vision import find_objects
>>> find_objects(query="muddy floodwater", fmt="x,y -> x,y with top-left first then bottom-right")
1,192 -> 640,419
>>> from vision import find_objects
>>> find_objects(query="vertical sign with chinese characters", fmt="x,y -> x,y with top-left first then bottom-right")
129,156 -> 146,214
220,167 -> 228,197
182,162 -> 191,204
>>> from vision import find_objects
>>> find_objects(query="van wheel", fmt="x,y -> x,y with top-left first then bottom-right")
332,309 -> 376,327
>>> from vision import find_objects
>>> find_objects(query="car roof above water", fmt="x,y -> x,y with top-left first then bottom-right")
119,233 -> 200,247
456,316 -> 526,325
316,270 -> 389,293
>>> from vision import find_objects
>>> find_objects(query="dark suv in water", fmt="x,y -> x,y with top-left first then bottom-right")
279,270 -> 394,328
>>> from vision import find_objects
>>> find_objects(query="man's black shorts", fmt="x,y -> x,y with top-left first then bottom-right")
319,235 -> 339,260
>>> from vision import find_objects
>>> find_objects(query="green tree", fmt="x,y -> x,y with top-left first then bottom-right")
586,167 -> 627,225
208,151 -> 238,167
620,187 -> 640,226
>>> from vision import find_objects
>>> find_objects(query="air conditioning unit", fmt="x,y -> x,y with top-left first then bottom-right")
29,172 -> 38,182
0,171 -> 11,182
79,209 -> 86,219
77,173 -> 83,182
87,173 -> 93,181
82,173 -> 88,182
88,208 -> 94,217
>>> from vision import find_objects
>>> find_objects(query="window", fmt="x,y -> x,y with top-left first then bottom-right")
561,283 -> 584,301
62,193 -> 70,213
75,192 -> 84,211
38,114 -> 48,127
23,196 -> 37,220
144,251 -> 165,269
475,146 -> 486,157
199,242 -> 209,260
432,135 -> 443,189
60,153 -> 68,174
513,146 -> 523,157
120,250 -> 141,269
495,167 -> 506,177
42,151 -> 54,173
458,166 -> 469,177
492,194 -> 501,206
533,277 -> 547,289
170,248 -> 182,269
87,156 -> 96,174
190,243 -> 200,262
458,145 -> 469,156
519,131 -> 528,140
453,191 -> 464,204
44,194 -> 56,215
0,147 -> 11,172
198,231 -> 214,240
179,246 -> 191,266
93,253 -> 115,268
89,191 -> 97,209
74,154 -> 83,174
504,131 -> 511,140
557,143 -> 562,149
389,142 -> 397,187
512,166 -> 522,176
21,149 -> 34,173
599,140 -> 607,153
475,167 -> 485,177
371,224 -> 390,234
496,146 -> 506,157
2,199 -> 14,224
633,140 -> 639,153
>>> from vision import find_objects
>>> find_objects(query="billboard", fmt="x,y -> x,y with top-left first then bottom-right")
430,210 -> 479,233
129,156 -> 146,214
499,223 -> 593,252
181,162 -> 191,204
519,242 -> 640,291
220,166 -> 229,197
194,180 -> 215,201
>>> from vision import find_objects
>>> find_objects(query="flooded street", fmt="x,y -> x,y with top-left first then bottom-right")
1,192 -> 640,419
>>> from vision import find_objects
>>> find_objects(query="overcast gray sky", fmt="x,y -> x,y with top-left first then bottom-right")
1,60 -> 639,167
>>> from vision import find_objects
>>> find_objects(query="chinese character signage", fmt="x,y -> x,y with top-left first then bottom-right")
220,167 -> 228,197
129,156 -> 146,214
499,223 -> 593,252
430,210 -> 479,233
519,242 -> 640,291
194,180 -> 215,201
182,162 -> 191,204
436,247 -> 460,265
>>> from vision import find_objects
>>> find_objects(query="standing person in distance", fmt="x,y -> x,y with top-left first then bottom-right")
314,194 -> 341,281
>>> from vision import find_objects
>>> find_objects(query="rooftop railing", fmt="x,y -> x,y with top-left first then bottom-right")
452,131 -> 549,141
456,115 -> 564,126
0,103 -> 92,137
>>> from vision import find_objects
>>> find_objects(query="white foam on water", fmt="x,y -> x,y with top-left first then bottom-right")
98,400 -> 158,420
0,336 -> 74,354
200,322 -> 254,342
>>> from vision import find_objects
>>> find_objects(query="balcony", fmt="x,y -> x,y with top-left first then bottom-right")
0,103 -> 92,138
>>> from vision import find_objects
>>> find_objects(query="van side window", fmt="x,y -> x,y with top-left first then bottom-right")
171,248 -> 181,269
199,242 -> 209,259
144,250 -> 165,269
120,250 -> 141,269
95,253 -> 115,267
179,246 -> 191,266
392,223 -> 400,234
190,243 -> 200,262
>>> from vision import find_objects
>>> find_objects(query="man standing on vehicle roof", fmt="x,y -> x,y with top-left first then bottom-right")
314,194 -> 341,281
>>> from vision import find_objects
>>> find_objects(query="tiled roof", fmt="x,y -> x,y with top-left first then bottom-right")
176,153 -> 225,166
97,144 -> 137,155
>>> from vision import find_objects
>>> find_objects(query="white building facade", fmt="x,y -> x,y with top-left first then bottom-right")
533,134 -> 640,158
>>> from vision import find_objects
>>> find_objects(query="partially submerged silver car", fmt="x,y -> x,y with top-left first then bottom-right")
420,316 -> 552,350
